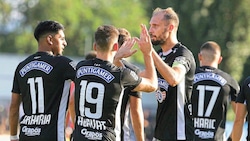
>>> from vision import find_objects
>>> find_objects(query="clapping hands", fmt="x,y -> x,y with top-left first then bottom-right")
115,24 -> 153,60
115,37 -> 138,60
136,24 -> 153,55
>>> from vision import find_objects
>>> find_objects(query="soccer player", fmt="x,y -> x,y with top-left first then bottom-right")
191,41 -> 239,141
9,20 -> 76,141
117,28 -> 144,141
149,7 -> 196,140
67,50 -> 97,125
231,76 -> 250,140
72,24 -> 157,141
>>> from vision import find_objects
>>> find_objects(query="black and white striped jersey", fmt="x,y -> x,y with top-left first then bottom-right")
192,66 -> 239,141
12,52 -> 76,141
154,43 -> 196,140
236,76 -> 250,141
73,58 -> 142,141
120,60 -> 142,141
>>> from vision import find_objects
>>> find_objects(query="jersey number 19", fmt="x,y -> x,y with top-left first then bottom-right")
79,80 -> 105,119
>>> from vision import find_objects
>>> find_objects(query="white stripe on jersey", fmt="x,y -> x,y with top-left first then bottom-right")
177,77 -> 186,140
115,88 -> 125,141
123,102 -> 131,141
57,80 -> 71,141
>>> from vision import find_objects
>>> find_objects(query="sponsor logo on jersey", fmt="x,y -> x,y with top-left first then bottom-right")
194,129 -> 214,139
77,116 -> 106,140
81,128 -> 103,140
69,61 -> 76,70
20,114 -> 51,125
22,126 -> 41,136
19,61 -> 53,77
129,70 -> 139,81
194,72 -> 227,86
156,90 -> 166,103
158,78 -> 169,91
77,66 -> 115,83
156,78 -> 168,103
173,56 -> 187,66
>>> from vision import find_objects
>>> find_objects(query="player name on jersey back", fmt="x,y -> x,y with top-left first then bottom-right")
77,116 -> 107,140
194,117 -> 216,139
20,114 -> 51,136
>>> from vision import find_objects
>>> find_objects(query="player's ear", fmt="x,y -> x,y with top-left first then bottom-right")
169,24 -> 174,32
112,43 -> 119,51
218,56 -> 223,64
46,35 -> 53,45
198,52 -> 202,61
93,43 -> 97,51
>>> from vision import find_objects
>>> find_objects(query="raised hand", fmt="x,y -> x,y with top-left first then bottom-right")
136,24 -> 153,55
115,37 -> 137,60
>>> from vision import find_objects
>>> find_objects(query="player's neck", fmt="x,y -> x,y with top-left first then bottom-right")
37,48 -> 53,55
96,53 -> 114,62
38,42 -> 53,55
161,38 -> 179,52
200,63 -> 218,69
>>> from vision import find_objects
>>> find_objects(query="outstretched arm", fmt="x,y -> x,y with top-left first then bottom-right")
133,24 -> 157,92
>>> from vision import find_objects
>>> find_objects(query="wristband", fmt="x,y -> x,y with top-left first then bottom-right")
10,135 -> 19,140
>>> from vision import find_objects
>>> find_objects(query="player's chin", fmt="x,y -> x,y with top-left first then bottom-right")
60,48 -> 64,55
56,51 -> 63,56
151,37 -> 157,41
150,37 -> 157,42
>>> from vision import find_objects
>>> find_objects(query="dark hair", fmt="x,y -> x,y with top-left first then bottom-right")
94,25 -> 119,51
85,51 -> 97,60
118,28 -> 131,47
34,20 -> 64,41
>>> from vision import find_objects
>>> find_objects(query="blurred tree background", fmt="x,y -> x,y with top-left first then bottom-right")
0,0 -> 250,84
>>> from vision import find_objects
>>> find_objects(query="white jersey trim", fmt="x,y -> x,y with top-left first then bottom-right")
115,89 -> 125,141
122,102 -> 131,141
177,77 -> 186,140
57,80 -> 71,141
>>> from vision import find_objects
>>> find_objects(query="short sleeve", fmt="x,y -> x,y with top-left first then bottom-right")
121,68 -> 142,90
237,77 -> 250,104
11,66 -> 21,94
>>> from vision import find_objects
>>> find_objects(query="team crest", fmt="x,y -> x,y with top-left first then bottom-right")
156,90 -> 166,103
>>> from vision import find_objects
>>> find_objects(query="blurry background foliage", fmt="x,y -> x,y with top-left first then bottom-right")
0,0 -> 250,85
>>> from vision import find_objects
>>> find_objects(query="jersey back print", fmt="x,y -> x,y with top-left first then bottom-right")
73,58 -> 141,141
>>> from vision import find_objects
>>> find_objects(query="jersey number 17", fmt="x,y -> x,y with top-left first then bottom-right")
196,85 -> 221,117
